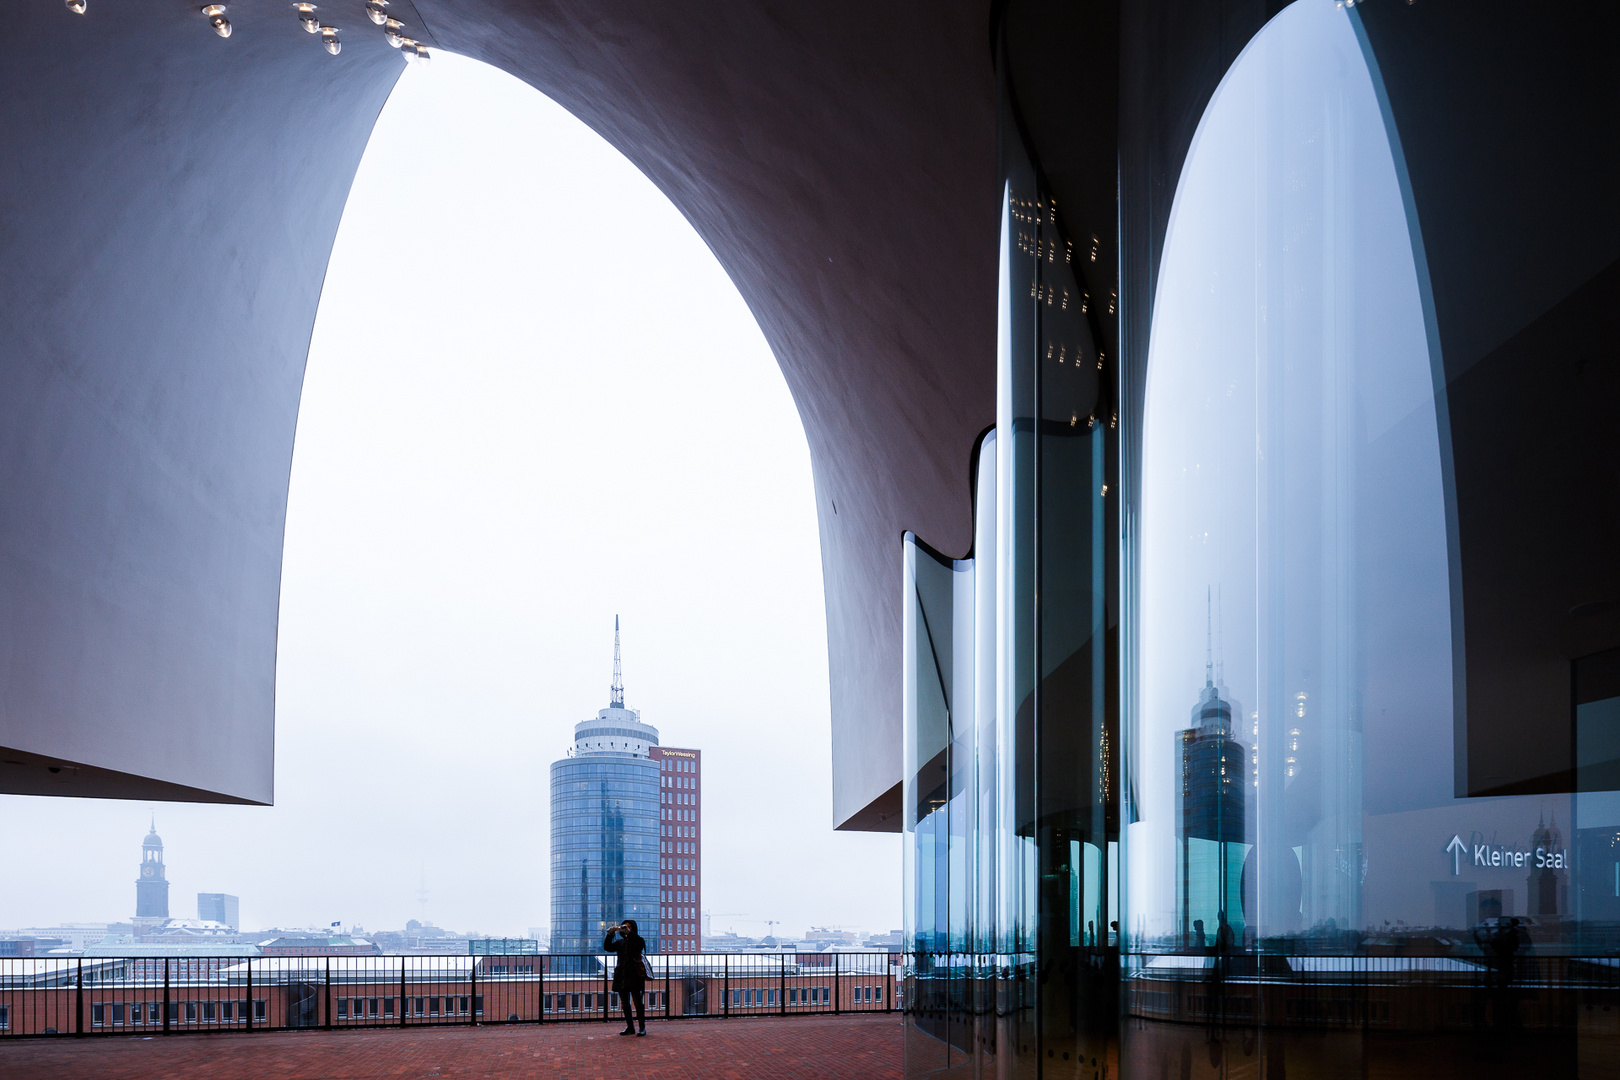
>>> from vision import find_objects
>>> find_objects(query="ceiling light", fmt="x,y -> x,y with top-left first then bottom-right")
365,1 -> 390,26
202,5 -> 231,37
383,18 -> 406,47
65,0 -> 87,13
320,24 -> 340,55
293,3 -> 320,34
407,42 -> 431,64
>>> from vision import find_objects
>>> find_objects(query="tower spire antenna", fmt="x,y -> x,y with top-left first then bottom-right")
1205,587 -> 1214,686
610,615 -> 624,708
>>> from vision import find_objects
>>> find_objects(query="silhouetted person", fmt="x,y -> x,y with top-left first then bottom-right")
1203,910 -> 1235,1044
604,920 -> 648,1035
1472,915 -> 1524,1029
1191,918 -> 1208,953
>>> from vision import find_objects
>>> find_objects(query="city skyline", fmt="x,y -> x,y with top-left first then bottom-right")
1,812 -> 894,951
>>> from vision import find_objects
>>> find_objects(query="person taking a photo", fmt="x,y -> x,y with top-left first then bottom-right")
604,919 -> 649,1036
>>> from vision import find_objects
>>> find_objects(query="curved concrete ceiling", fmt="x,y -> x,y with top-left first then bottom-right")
2,1 -> 996,826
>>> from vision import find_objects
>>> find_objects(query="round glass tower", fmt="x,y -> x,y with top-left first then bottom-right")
549,622 -> 661,963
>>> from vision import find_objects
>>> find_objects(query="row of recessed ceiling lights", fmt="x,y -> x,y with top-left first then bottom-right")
62,0 -> 432,62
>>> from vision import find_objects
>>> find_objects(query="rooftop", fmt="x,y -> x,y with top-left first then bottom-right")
0,1012 -> 899,1080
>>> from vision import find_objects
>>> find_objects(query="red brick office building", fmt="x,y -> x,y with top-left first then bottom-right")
651,746 -> 701,953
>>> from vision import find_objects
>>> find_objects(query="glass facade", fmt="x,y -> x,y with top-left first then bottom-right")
905,1 -> 1620,1076
549,754 -> 660,960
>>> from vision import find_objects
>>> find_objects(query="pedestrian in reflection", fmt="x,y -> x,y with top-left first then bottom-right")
605,920 -> 648,1036
1471,915 -> 1524,1028
1203,910 -> 1235,1046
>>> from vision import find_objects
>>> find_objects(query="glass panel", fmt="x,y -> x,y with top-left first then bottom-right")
1121,0 -> 1610,1073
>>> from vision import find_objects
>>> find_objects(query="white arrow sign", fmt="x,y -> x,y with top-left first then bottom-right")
1445,834 -> 1466,876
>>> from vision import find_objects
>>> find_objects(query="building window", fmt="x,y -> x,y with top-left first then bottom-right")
92,1003 -> 105,1027
338,999 -> 349,1019
185,1001 -> 197,1022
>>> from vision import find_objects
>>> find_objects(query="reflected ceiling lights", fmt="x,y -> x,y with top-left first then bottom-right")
201,5 -> 231,38
65,0 -> 86,13
365,1 -> 390,26
319,24 -> 340,55
293,3 -> 320,34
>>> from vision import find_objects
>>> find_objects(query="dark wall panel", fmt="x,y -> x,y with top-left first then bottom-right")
1358,1 -> 1620,795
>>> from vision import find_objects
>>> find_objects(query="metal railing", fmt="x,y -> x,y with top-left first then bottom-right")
897,949 -> 1620,1037
0,951 -> 897,1038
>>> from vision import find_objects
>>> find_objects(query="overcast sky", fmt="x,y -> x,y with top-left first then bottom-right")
0,52 -> 899,942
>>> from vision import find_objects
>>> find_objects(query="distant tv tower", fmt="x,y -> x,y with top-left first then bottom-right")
610,615 -> 624,708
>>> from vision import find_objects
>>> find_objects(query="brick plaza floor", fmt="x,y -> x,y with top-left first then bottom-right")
0,1012 -> 902,1080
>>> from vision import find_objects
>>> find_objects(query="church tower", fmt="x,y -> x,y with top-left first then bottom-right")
134,817 -> 170,929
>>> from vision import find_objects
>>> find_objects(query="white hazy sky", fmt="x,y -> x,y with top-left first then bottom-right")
0,53 -> 899,942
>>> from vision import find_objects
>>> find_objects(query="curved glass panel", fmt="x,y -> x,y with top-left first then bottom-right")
1134,0 -> 1451,952
1134,0 -> 1455,953
1125,12 -> 1620,1073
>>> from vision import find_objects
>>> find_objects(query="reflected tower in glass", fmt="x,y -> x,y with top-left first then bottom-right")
549,623 -> 660,962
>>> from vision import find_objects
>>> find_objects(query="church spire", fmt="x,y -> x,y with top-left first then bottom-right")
610,615 -> 624,708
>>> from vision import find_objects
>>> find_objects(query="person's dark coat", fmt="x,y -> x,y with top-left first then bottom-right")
604,928 -> 647,993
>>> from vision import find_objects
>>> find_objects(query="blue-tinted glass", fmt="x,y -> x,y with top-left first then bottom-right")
549,755 -> 659,960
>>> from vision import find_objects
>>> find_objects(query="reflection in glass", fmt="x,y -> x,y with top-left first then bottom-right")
1122,4 -> 1615,1073
1133,0 -> 1438,953
903,57 -> 1116,1072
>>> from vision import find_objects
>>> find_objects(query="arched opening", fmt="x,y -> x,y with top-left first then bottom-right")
1,51 -> 899,947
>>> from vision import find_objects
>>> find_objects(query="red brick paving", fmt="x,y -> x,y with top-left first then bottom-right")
0,1013 -> 902,1080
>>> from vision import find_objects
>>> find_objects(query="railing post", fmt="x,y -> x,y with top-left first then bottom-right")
834,953 -> 840,1015
324,957 -> 332,1031
162,959 -> 171,1034
780,955 -> 786,1015
537,954 -> 545,1026
723,954 -> 729,1017
469,954 -> 477,1026
663,955 -> 669,1020
74,958 -> 83,1035
246,957 -> 252,1028
887,955 -> 894,1012
602,953 -> 609,1023
401,957 -> 407,1027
